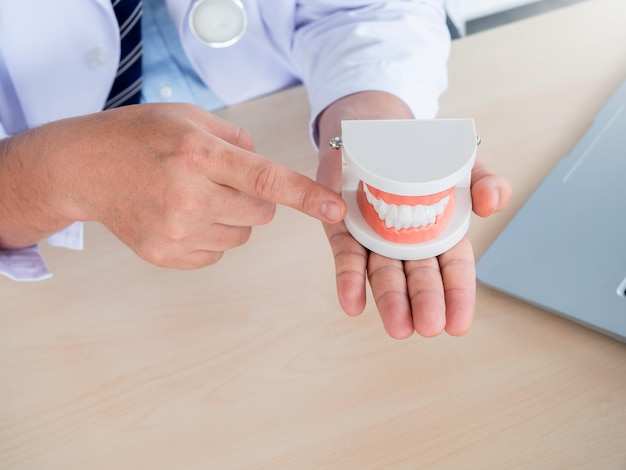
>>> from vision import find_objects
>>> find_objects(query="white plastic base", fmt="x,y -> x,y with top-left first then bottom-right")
342,168 -> 472,261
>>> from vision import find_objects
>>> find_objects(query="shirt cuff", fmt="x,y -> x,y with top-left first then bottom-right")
0,245 -> 52,281
47,221 -> 84,250
0,222 -> 84,281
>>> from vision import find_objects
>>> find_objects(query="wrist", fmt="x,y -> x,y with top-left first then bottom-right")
0,128 -> 78,248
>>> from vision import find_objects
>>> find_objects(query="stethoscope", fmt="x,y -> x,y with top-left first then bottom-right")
188,0 -> 248,48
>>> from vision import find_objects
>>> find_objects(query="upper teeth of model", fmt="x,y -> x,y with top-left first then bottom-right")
363,183 -> 450,230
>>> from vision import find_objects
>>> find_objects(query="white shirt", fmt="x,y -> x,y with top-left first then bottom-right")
0,0 -> 451,281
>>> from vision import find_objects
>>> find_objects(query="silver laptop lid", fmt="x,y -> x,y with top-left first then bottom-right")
477,79 -> 626,342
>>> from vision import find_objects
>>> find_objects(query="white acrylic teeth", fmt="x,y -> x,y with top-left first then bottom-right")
363,183 -> 450,230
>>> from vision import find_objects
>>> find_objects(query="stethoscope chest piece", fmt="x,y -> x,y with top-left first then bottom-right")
189,0 -> 247,48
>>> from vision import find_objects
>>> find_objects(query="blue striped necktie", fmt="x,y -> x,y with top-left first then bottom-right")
105,0 -> 143,109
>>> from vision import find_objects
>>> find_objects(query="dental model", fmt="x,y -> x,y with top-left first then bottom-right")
337,119 -> 478,260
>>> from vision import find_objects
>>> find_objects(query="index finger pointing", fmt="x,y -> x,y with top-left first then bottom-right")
205,140 -> 347,224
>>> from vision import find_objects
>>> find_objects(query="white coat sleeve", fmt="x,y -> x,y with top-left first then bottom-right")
291,0 -> 451,143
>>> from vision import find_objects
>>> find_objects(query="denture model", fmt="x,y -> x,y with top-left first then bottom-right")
339,119 -> 478,260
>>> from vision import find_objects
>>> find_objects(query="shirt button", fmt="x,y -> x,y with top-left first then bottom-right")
85,47 -> 113,69
160,86 -> 174,99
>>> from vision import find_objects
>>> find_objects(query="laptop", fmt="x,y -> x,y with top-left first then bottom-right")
476,78 -> 626,343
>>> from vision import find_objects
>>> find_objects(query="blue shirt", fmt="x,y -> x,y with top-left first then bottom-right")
140,0 -> 225,111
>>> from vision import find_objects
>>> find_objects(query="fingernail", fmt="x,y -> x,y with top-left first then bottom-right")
321,200 -> 343,223
494,187 -> 502,210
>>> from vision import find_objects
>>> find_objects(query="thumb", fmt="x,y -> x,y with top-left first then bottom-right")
470,159 -> 512,217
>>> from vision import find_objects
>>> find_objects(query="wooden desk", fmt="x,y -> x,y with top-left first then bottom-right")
2,1 -> 625,467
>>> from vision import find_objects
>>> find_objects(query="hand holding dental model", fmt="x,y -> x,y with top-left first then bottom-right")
316,92 -> 512,339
